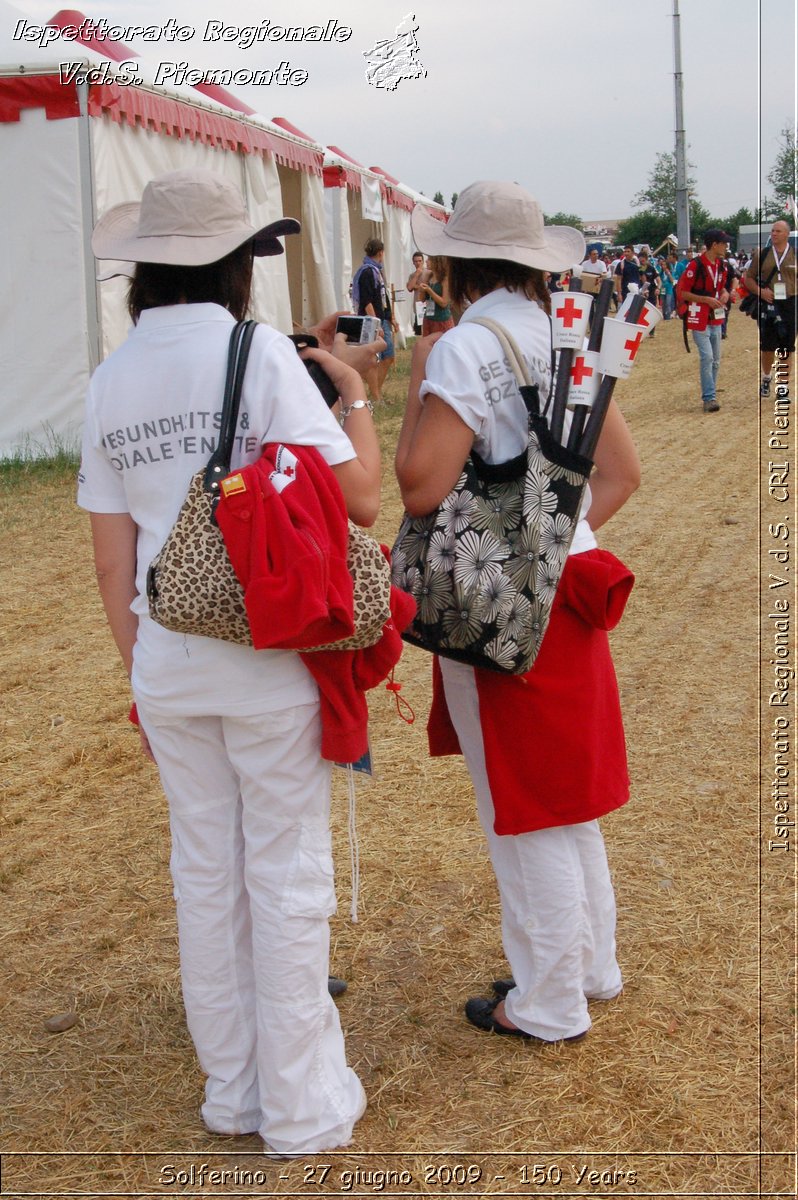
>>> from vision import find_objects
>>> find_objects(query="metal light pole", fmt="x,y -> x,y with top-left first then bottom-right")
672,0 -> 691,250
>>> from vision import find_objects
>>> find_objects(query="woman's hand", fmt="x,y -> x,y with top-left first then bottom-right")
304,311 -> 350,352
298,339 -> 367,400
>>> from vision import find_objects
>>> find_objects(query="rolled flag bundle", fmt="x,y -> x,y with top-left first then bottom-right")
617,292 -> 663,335
551,289 -> 594,350
566,276 -> 615,451
549,280 -> 592,444
578,293 -> 646,459
597,310 -> 647,380
567,350 -> 601,409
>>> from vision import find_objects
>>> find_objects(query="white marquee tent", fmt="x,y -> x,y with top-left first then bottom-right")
0,5 -> 337,457
0,3 -> 448,458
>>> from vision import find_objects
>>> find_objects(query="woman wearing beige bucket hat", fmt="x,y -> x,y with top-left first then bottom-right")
395,181 -> 641,1044
78,169 -> 379,1155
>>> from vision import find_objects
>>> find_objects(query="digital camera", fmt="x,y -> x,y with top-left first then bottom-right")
335,314 -> 382,344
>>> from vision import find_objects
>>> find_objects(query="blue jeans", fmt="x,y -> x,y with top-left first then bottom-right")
691,325 -> 722,401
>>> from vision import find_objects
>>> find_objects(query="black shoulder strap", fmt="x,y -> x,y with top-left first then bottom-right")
204,320 -> 257,498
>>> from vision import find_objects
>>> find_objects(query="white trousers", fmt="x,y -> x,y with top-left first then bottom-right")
137,699 -> 365,1155
441,661 -> 622,1041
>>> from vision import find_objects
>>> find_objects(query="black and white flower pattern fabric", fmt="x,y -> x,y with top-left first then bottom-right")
392,405 -> 591,675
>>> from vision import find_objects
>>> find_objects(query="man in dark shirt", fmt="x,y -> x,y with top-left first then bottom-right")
354,237 -> 397,402
614,244 -> 641,302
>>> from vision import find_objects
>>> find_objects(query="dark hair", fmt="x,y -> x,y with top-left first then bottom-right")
624,244 -> 634,252
127,241 -> 254,323
364,237 -> 384,257
447,257 -> 550,313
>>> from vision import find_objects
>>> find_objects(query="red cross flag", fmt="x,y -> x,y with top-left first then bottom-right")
551,292 -> 594,349
598,316 -> 646,379
618,293 -> 663,334
567,350 -> 601,409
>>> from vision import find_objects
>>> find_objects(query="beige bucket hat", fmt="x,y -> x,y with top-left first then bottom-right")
411,180 -> 585,272
92,168 -> 300,265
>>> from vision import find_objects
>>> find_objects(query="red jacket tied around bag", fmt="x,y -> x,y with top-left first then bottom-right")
215,443 -> 354,650
428,549 -> 635,835
215,443 -> 417,763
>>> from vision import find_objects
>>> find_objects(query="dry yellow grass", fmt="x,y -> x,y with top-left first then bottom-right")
0,312 -> 793,1198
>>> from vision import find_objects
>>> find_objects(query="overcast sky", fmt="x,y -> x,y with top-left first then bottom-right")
7,0 -> 796,221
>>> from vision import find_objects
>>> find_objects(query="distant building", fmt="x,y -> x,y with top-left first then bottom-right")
737,222 -> 798,253
583,219 -> 622,242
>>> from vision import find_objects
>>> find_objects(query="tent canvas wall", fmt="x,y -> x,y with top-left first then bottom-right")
0,13 -> 334,457
323,147 -> 384,313
323,149 -> 449,338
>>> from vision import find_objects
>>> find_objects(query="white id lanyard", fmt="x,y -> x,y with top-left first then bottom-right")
705,259 -> 725,319
772,246 -> 789,299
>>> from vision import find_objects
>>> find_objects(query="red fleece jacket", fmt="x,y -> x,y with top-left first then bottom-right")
428,548 -> 634,834
216,443 -> 416,762
215,442 -> 354,650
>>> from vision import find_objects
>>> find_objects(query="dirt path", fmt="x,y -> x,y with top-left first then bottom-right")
0,312 -> 791,1197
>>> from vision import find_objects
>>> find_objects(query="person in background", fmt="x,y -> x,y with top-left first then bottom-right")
660,254 -> 677,319
353,237 -> 399,403
579,247 -> 608,296
420,255 -> 454,335
79,168 -> 380,1157
407,250 -> 429,335
676,228 -> 731,413
614,245 -> 641,304
637,252 -> 660,333
745,219 -> 797,397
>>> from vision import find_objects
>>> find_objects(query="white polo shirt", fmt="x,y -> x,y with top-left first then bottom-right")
78,303 -> 357,715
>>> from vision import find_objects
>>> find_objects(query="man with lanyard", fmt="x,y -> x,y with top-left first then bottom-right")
744,219 -> 797,397
677,229 -> 731,413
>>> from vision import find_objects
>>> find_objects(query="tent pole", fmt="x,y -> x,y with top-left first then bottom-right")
77,81 -> 102,371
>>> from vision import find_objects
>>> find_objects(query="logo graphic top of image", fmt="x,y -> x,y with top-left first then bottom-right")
363,13 -> 426,91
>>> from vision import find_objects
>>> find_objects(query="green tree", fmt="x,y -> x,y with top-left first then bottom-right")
715,206 -> 756,242
433,190 -> 445,206
767,123 -> 797,220
630,151 -> 709,238
451,192 -> 458,208
544,211 -> 583,231
616,211 -> 673,249
633,151 -> 694,215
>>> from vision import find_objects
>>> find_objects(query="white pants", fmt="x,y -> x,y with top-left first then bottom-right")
441,661 -> 622,1041
137,699 -> 365,1155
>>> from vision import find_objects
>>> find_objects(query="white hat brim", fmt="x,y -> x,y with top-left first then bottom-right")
91,203 -> 300,265
411,203 -> 585,273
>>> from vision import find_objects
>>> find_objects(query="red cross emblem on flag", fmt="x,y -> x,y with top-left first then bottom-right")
556,297 -> 582,328
624,331 -> 644,361
283,466 -> 295,477
637,307 -> 651,327
570,358 -> 594,386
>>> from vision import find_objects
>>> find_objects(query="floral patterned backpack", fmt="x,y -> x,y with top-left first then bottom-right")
390,318 -> 592,675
